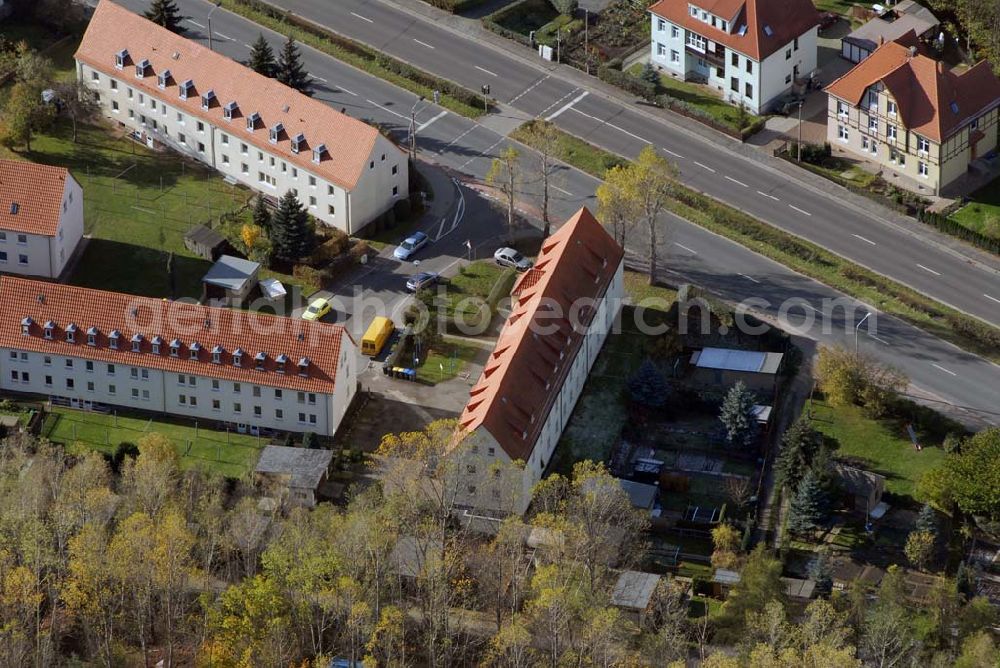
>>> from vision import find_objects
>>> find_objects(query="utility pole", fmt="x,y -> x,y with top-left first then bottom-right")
409,96 -> 425,161
585,9 -> 590,74
855,311 -> 871,357
556,29 -> 561,64
481,84 -> 490,112
207,2 -> 222,52
797,100 -> 804,161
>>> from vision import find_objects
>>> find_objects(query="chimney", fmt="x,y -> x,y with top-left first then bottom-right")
937,60 -> 944,74
878,35 -> 885,46
908,45 -> 917,58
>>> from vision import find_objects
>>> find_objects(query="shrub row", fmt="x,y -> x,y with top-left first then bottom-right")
918,208 -> 1000,255
481,0 -> 536,47
419,0 -> 488,12
226,0 -> 490,117
596,65 -> 657,100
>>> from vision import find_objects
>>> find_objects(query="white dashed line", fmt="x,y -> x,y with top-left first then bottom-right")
416,110 -> 448,132
243,42 -> 253,49
738,273 -> 760,284
366,99 -> 406,119
336,85 -> 358,97
475,65 -> 498,77
789,204 -> 812,216
931,363 -> 957,377
309,73 -> 328,83
545,91 -> 589,121
509,75 -> 550,104
187,19 -> 205,28
725,175 -> 748,187
868,333 -> 890,345
694,161 -> 716,173
916,263 -> 941,276
852,233 -> 876,245
439,126 -> 477,154
570,108 -> 651,145
674,242 -> 698,255
662,147 -> 685,158
985,293 -> 1000,305
413,38 -> 435,49
459,138 -> 505,169
757,190 -> 779,201
552,185 -> 575,197
216,32 -> 232,40
350,11 -> 374,22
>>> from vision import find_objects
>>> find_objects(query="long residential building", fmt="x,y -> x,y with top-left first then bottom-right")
825,32 -> 1000,195
0,160 -> 83,279
75,0 -> 408,234
649,0 -> 819,114
454,207 -> 625,516
0,276 -> 357,437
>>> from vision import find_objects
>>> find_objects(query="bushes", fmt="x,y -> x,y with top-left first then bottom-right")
419,0 -> 487,12
816,346 -> 906,418
598,65 -> 657,101
918,208 -> 1000,255
798,142 -> 832,165
482,0 -> 537,47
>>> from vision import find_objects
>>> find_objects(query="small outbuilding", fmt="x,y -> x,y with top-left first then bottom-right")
202,254 -> 261,306
712,568 -> 741,598
611,570 -> 662,626
841,1 -> 939,63
184,224 -> 230,261
618,478 -> 659,513
690,347 -> 783,394
254,445 -> 334,508
833,463 -> 887,518
389,536 -> 443,581
781,576 -> 816,601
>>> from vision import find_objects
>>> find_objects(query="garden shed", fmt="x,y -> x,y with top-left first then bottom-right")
689,347 -> 783,394
202,255 -> 260,306
611,571 -> 662,626
184,224 -> 229,261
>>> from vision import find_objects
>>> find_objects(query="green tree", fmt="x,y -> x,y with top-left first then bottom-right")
904,530 -> 935,571
276,35 -> 310,94
954,631 -> 998,668
144,0 -> 184,33
788,470 -> 828,535
930,428 -> 1000,521
774,417 -> 823,492
1,81 -> 55,151
816,346 -> 906,417
270,190 -> 316,264
301,432 -> 319,449
715,545 -> 784,640
710,523 -> 740,570
809,550 -> 833,598
54,80 -> 99,143
549,0 -> 578,14
519,121 -> 559,235
203,575 -> 294,668
486,146 -> 520,240
626,358 -> 669,409
632,146 -> 677,283
252,195 -> 272,232
640,62 -> 660,86
915,503 -> 939,537
595,162 -> 641,247
248,33 -> 276,77
719,381 -> 756,449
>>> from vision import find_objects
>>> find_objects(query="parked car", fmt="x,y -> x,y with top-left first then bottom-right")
393,231 -> 429,260
301,297 -> 332,321
406,272 -> 440,292
819,11 -> 839,31
494,247 -> 533,272
774,93 -> 806,116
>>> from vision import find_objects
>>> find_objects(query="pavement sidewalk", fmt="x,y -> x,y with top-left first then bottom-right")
383,0 -> 1000,276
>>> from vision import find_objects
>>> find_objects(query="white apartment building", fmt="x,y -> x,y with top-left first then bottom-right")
0,276 -> 357,437
75,0 -> 407,235
0,160 -> 83,279
455,207 -> 625,516
649,0 -> 819,114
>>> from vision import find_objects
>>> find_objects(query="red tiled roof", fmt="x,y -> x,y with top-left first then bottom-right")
458,207 -> 624,461
825,34 -> 1000,143
76,0 -> 385,191
0,160 -> 72,237
0,276 -> 352,393
649,0 -> 820,61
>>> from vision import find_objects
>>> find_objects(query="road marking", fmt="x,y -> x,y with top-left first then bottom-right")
868,333 -> 890,345
931,363 -> 957,377
243,42 -> 253,49
789,204 -> 812,216
475,65 -> 498,77
366,99 -> 406,119
187,19 -> 205,28
350,11 -> 374,22
738,273 -> 760,284
693,161 -> 716,173
413,38 -> 435,49
416,110 -> 448,132
459,138 -> 505,169
309,72 -> 328,83
570,108 -> 651,144
916,263 -> 941,276
336,84 -> 358,97
438,126 -> 477,154
725,175 -> 748,187
545,91 -> 589,121
985,293 -> 1000,305
852,233 -> 876,245
552,185 -> 574,197
537,88 -> 580,117
662,147 -> 684,158
757,190 -> 779,201
216,32 -> 232,40
674,242 -> 697,255
509,75 -> 550,104
801,303 -> 820,313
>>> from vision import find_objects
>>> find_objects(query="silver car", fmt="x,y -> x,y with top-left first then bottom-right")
494,247 -> 533,272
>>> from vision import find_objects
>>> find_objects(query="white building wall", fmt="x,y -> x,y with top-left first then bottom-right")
650,16 -> 687,78
78,62 -> 405,234
52,176 -> 85,277
758,26 -> 818,112
0,175 -> 83,279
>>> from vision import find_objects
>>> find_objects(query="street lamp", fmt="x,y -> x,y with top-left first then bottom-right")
207,2 -> 222,52
408,96 -> 426,161
854,311 -> 871,356
796,100 -> 804,162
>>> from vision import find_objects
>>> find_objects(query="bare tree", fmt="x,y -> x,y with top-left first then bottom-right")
486,146 -> 521,241
54,80 -> 100,143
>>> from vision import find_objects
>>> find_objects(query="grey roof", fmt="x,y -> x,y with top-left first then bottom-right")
185,224 -> 226,247
611,570 -> 661,610
389,536 -> 443,578
693,347 -> 783,374
713,569 -> 742,585
844,0 -> 939,52
202,255 -> 260,291
618,479 -> 658,510
833,462 -> 885,497
782,577 -> 816,599
255,445 -> 333,490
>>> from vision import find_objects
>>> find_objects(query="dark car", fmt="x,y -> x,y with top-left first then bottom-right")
406,272 -> 440,292
775,93 -> 806,116
819,12 -> 839,31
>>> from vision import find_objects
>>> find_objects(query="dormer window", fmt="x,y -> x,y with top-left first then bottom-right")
224,101 -> 238,121
297,357 -> 310,376
290,133 -> 305,153
87,326 -> 99,346
115,48 -> 128,69
65,323 -> 77,343
254,351 -> 267,370
43,321 -> 55,339
201,90 -> 216,110
169,338 -> 181,357
20,317 -> 32,336
233,348 -> 244,367
179,79 -> 194,100
189,341 -> 201,360
312,144 -> 326,164
158,69 -> 171,88
135,59 -> 150,78
269,123 -> 284,143
212,344 -> 224,364
109,330 -> 120,349
275,353 -> 288,373
131,333 -> 143,353
247,112 -> 261,130
150,335 -> 163,355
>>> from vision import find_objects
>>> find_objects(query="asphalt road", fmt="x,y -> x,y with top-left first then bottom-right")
251,0 -> 1000,330
111,0 -> 1000,426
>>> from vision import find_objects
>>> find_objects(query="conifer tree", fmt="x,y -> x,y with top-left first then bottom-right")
788,469 -> 828,535
276,35 -> 310,95
270,190 -> 315,264
252,196 -> 272,233
915,503 -> 938,538
248,33 -> 276,78
809,550 -> 833,598
144,0 -> 184,33
626,359 -> 669,409
774,417 -> 823,492
719,381 -> 757,448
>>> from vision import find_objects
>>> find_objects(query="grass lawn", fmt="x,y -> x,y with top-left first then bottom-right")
511,120 -> 627,180
626,64 -> 762,130
415,336 -> 486,384
809,399 -> 946,502
43,406 -> 263,477
493,0 -> 559,35
812,0 -> 858,17
950,176 -> 1000,240
435,260 -> 507,316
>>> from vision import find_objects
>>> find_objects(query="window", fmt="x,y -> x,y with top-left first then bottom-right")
0,251 -> 7,263
868,115 -> 878,132
685,33 -> 706,52
66,379 -> 74,390
17,255 -> 27,268
730,77 -> 738,92
690,5 -> 696,16
233,402 -> 242,414
142,390 -> 149,401
274,389 -> 283,399
234,383 -> 241,393
241,142 -> 248,154
212,379 -> 220,391
132,388 -> 140,399
110,80 -> 118,91
919,161 -> 928,178
744,82 -> 753,99
212,399 -> 220,410
197,142 -> 205,154
794,37 -> 799,50
917,136 -> 930,154
190,396 -> 197,407
392,186 -> 398,196
131,368 -> 139,379
785,48 -> 791,60
254,406 -> 262,417
657,42 -> 666,57
0,231 -> 5,241
746,60 -> 752,74
671,25 -> 679,38
309,175 -> 316,187
107,364 -> 115,375
970,117 -> 979,131
309,415 -> 317,425
886,124 -> 897,141
252,386 -> 261,397
108,384 -> 116,395
241,163 -> 249,175
179,395 -> 187,405
308,393 -> 316,405
85,361 -> 94,372
785,74 -> 791,84
297,391 -> 305,404
328,205 -> 335,216
9,371 -> 16,382
178,374 -> 186,385
91,71 -> 100,81
221,134 -> 229,145
178,133 -> 186,145
671,49 -> 680,63
197,121 -> 204,132
222,155 -> 229,165
837,101 -> 848,117
298,412 -> 306,422
862,136 -> 869,151
887,100 -> 897,116
275,408 -> 283,419
657,18 -> 666,31
838,125 -> 848,141
731,52 -> 738,67
177,112 -> 184,123
44,376 -> 52,387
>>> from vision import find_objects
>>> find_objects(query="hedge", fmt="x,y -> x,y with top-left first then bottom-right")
597,65 -> 657,101
485,267 -> 518,312
420,0 -> 488,12
919,208 -> 1000,255
482,0 -> 535,47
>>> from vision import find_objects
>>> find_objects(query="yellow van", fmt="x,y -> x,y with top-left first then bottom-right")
362,316 -> 394,357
